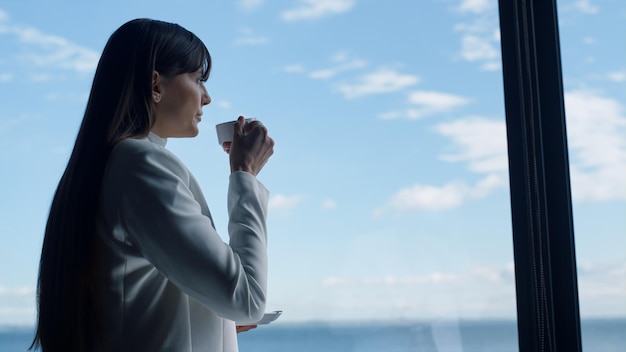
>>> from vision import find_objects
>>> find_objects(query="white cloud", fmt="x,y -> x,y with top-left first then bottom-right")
337,68 -> 419,99
309,59 -> 367,80
578,260 -> 626,277
320,276 -> 348,287
0,8 -> 8,22
314,261 -> 607,320
283,64 -> 306,74
453,18 -> 492,34
321,263 -> 517,290
292,260 -> 624,320
0,285 -> 35,296
373,116 -> 509,215
577,261 -> 626,316
44,91 -> 89,103
0,73 -> 12,82
331,51 -> 350,62
322,273 -> 459,288
373,174 -> 506,215
239,0 -> 264,10
437,117 -> 508,174
607,70 -> 626,82
469,174 -> 506,198
0,21 -> 99,73
379,91 -> 471,120
471,263 -> 515,283
574,0 -> 599,14
0,285 -> 36,326
29,73 -> 55,82
308,69 -> 335,79
375,182 -> 467,214
306,50 -> 367,80
0,113 -> 41,133
283,52 -> 367,80
460,34 -> 500,69
480,61 -> 501,71
282,0 -> 355,21
321,198 -> 337,209
234,28 -> 269,46
217,100 -> 232,109
457,0 -> 493,14
452,4 -> 501,71
564,90 -> 626,202
566,91 -> 625,168
269,194 -> 303,214
396,90 -> 626,208
409,91 -> 471,110
583,36 -> 595,45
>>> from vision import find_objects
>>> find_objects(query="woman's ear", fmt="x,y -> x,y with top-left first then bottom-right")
152,71 -> 162,103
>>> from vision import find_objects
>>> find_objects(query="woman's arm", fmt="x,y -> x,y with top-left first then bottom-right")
102,140 -> 269,323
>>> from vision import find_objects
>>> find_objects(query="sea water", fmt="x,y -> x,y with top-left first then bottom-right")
1,319 -> 624,351
238,319 -> 625,352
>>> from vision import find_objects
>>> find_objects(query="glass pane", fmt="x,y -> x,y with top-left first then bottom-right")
0,2 -> 520,351
556,1 -> 626,350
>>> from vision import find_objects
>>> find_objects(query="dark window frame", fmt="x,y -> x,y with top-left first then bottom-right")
498,0 -> 583,350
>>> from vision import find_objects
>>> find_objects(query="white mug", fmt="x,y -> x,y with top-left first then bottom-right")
215,118 -> 256,152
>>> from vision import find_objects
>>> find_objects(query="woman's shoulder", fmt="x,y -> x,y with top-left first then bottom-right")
112,137 -> 173,159
108,137 -> 189,179
110,138 -> 159,163
114,136 -> 160,152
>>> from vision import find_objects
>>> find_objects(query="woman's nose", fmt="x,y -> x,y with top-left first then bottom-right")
201,85 -> 211,106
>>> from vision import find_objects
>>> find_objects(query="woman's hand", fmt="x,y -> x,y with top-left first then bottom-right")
236,325 -> 258,333
229,116 -> 274,176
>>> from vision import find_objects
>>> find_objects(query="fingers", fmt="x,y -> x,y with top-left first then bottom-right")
233,116 -> 246,137
234,117 -> 270,148
236,325 -> 258,333
222,141 -> 232,154
232,117 -> 264,140
228,116 -> 274,175
245,119 -> 264,133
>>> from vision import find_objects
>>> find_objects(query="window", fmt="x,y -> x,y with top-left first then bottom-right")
555,0 -> 626,350
1,1 -> 623,351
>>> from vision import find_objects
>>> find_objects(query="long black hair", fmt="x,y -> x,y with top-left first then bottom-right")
31,18 -> 211,351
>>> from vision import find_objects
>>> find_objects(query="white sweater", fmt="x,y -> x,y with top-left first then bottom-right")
95,133 -> 269,351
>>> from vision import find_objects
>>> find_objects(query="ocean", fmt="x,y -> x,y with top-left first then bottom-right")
1,319 -> 624,351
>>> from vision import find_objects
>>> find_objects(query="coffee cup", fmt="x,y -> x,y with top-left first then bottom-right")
215,118 -> 256,152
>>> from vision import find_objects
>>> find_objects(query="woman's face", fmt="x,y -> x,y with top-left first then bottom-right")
151,70 -> 211,138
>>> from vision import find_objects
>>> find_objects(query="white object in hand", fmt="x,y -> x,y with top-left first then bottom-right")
254,310 -> 282,325
215,118 -> 256,147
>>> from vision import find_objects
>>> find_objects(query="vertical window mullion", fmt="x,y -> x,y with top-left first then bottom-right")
497,0 -> 582,351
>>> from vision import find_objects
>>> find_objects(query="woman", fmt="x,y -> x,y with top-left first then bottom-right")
31,18 -> 274,352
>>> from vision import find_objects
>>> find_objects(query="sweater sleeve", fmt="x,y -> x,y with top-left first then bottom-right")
104,141 -> 269,323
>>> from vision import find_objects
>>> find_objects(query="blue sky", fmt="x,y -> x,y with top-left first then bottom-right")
0,0 -> 624,327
